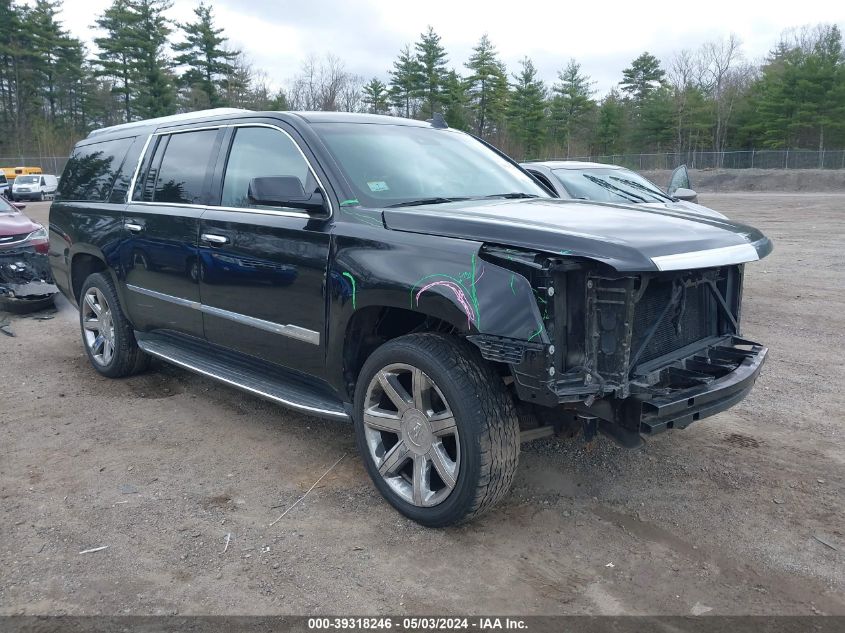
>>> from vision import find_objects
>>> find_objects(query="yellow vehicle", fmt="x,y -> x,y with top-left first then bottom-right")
0,166 -> 43,181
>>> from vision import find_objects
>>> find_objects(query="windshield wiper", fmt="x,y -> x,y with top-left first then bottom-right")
609,176 -> 673,202
583,174 -> 647,204
481,192 -> 540,199
387,197 -> 469,208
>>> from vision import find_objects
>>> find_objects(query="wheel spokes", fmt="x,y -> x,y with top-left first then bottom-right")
102,339 -> 114,364
82,319 -> 100,331
412,455 -> 429,506
378,440 -> 410,477
363,409 -> 402,433
92,334 -> 105,355
378,370 -> 412,413
364,362 -> 461,509
428,411 -> 457,436
84,291 -> 101,317
428,442 -> 457,489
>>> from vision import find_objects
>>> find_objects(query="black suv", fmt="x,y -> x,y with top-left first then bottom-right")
49,109 -> 771,526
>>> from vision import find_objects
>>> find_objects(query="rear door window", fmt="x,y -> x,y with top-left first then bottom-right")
145,129 -> 219,205
57,137 -> 134,201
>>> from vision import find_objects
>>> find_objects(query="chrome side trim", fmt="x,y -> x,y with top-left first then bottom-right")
136,340 -> 349,420
126,122 -> 334,218
129,200 -> 310,219
126,284 -> 320,345
651,243 -> 760,271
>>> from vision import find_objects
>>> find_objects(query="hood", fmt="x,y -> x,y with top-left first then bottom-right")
641,199 -> 728,220
0,210 -> 40,237
382,198 -> 772,272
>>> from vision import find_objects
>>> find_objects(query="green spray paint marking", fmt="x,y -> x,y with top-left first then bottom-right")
559,249 -> 573,255
528,323 -> 545,342
509,273 -> 516,295
340,199 -> 360,206
342,272 -> 357,309
410,254 -> 484,330
341,206 -> 382,227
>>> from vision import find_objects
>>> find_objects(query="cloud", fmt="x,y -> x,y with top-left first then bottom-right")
56,0 -> 845,95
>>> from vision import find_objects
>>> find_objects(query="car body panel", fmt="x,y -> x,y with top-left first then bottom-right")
382,198 -> 771,272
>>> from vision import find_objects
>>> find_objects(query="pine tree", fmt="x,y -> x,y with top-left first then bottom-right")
441,70 -> 469,130
173,2 -> 239,109
131,0 -> 175,118
414,26 -> 448,118
506,57 -> 546,158
362,78 -> 390,114
389,44 -> 421,118
28,0 -> 64,122
465,34 -> 508,137
621,52 -> 666,102
594,89 -> 626,154
550,59 -> 595,156
94,0 -> 138,122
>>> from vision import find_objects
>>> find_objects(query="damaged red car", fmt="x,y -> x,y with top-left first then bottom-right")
0,197 -> 57,312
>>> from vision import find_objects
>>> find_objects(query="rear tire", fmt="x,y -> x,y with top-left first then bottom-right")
79,272 -> 149,378
354,333 -> 519,527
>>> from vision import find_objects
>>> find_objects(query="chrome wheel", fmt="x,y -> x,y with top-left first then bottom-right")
81,287 -> 115,366
363,363 -> 460,507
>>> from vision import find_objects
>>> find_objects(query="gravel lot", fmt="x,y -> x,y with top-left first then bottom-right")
1,194 -> 843,616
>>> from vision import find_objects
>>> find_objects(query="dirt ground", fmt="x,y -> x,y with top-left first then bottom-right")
643,168 -> 845,193
1,194 -> 843,616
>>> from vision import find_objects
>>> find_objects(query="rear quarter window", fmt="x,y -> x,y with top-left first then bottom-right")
57,137 -> 135,202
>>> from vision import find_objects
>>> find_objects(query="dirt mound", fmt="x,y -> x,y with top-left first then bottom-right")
642,168 -> 845,193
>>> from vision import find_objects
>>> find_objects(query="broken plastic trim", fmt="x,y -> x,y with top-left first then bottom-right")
0,249 -> 58,300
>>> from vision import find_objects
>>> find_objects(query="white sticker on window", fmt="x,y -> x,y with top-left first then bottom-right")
367,181 -> 389,192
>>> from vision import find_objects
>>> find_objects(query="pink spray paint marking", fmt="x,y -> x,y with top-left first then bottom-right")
415,280 -> 476,329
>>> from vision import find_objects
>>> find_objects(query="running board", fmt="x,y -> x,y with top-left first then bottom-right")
135,332 -> 350,421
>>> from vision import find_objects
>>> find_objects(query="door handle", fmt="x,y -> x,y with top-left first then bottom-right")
125,221 -> 144,233
201,233 -> 229,245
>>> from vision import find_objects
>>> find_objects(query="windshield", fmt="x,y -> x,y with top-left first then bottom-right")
552,167 -> 672,204
16,175 -> 39,184
313,123 -> 548,208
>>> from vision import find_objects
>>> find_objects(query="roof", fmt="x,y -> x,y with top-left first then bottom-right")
522,160 -> 625,170
88,108 -> 254,138
288,112 -> 431,126
88,109 -> 436,141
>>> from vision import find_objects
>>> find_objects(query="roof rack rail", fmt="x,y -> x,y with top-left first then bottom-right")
88,108 -> 253,138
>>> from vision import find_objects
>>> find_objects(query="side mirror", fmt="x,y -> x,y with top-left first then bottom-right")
667,164 -> 692,196
248,176 -> 326,213
672,187 -> 698,203
12,202 -> 26,210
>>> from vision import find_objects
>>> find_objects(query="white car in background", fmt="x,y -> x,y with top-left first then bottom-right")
521,161 -> 728,220
10,174 -> 58,202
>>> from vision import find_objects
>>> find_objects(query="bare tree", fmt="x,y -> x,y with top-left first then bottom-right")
699,34 -> 745,163
287,54 -> 363,112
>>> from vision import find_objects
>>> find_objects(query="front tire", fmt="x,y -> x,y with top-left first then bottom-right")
79,272 -> 149,378
354,333 -> 520,527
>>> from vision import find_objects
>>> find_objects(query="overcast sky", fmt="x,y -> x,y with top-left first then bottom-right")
49,0 -> 845,94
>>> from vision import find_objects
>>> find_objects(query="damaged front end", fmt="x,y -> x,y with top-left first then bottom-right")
0,228 -> 59,312
473,246 -> 767,447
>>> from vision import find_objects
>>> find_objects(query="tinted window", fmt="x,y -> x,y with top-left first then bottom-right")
150,129 -> 218,204
313,123 -> 547,207
57,137 -> 134,201
221,127 -> 312,209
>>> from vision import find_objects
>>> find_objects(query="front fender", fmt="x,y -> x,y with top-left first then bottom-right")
326,224 -> 549,394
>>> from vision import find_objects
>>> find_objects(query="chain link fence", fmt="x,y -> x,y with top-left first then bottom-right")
0,156 -> 68,176
4,149 -> 845,179
547,149 -> 845,171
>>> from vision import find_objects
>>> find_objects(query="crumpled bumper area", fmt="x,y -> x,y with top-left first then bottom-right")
0,250 -> 59,301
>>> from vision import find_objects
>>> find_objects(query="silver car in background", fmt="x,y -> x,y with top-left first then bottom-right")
521,161 -> 728,220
